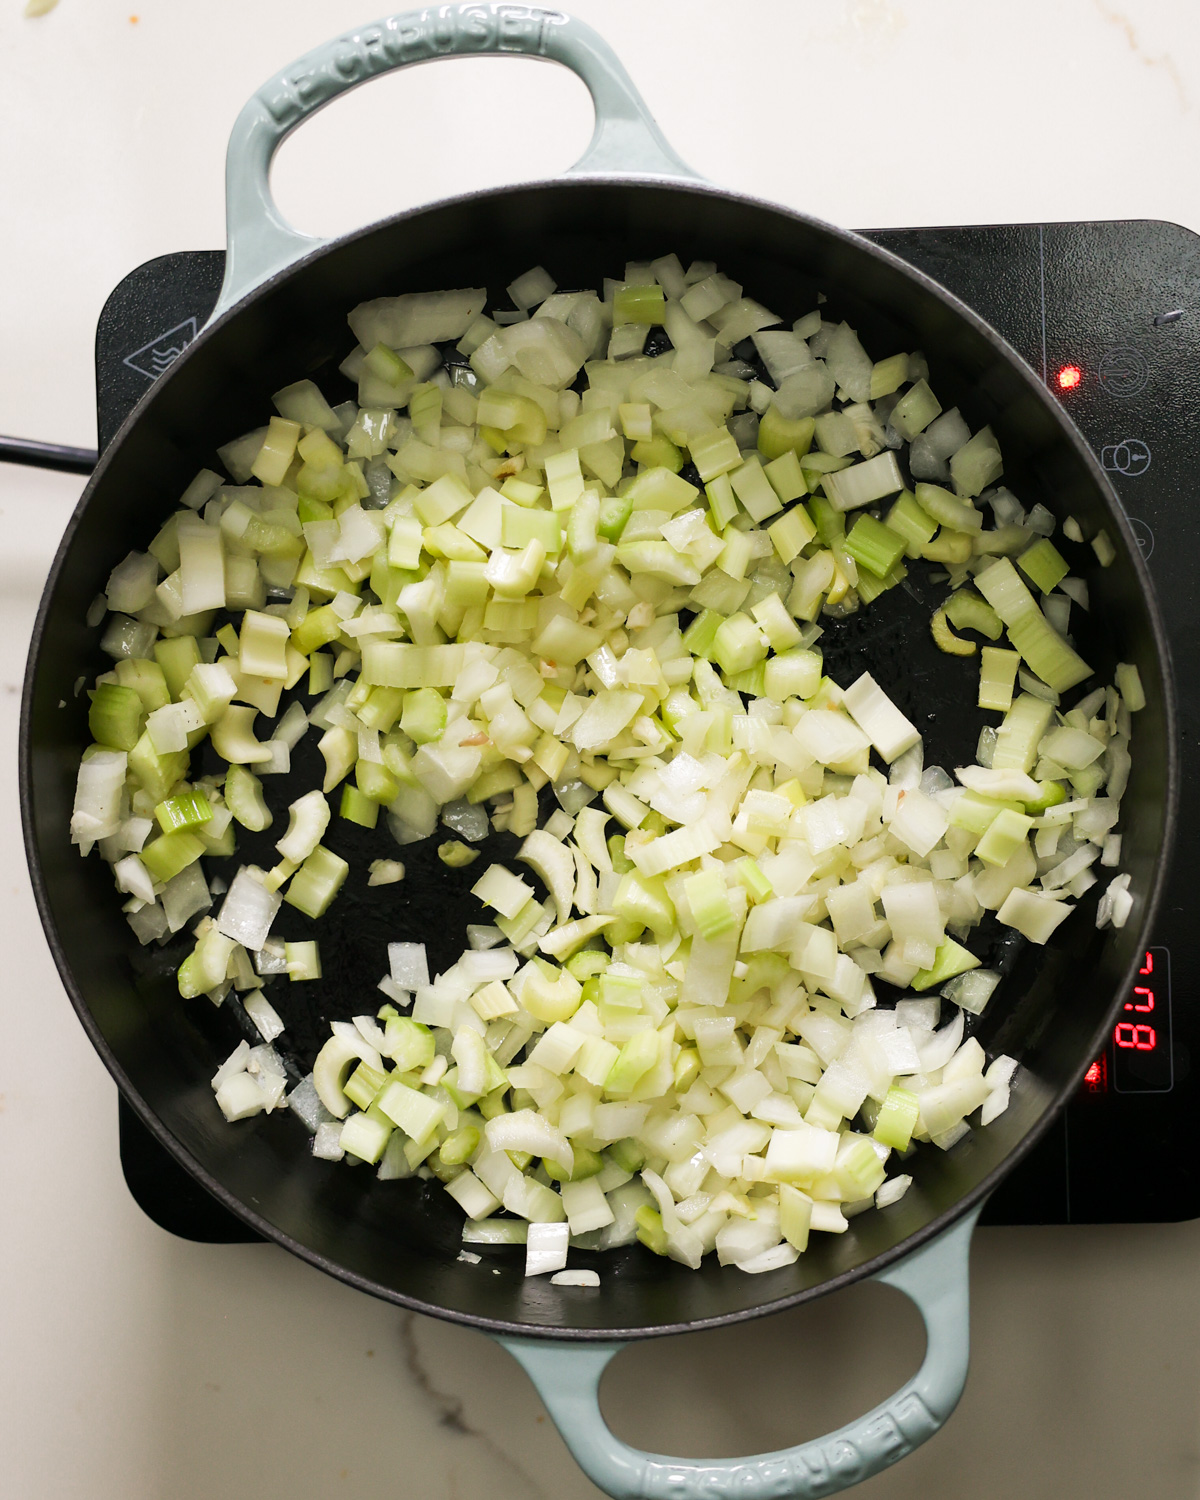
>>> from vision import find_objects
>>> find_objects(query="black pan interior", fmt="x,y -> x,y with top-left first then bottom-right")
22,181 -> 1175,1338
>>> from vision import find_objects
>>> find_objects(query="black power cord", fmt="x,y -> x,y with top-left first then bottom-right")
0,435 -> 97,475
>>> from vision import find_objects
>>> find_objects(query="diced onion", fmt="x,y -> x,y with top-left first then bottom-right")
72,250 -> 1141,1280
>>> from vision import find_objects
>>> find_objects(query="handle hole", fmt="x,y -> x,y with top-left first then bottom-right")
270,56 -> 594,241
599,1282 -> 924,1460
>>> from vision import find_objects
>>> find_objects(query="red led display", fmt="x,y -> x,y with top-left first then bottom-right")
1083,1057 -> 1107,1094
1057,364 -> 1083,390
1115,1022 -> 1156,1051
1119,951 -> 1156,1042
1112,949 -> 1172,1094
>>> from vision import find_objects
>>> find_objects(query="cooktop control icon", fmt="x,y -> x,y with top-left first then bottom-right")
122,317 -> 199,381
1126,517 -> 1155,560
1100,438 -> 1152,477
1098,346 -> 1150,398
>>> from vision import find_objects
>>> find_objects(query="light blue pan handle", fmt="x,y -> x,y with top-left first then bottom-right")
499,1206 -> 982,1500
213,3 -> 699,323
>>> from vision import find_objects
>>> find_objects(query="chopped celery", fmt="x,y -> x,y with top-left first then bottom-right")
767,504 -> 817,565
355,760 -> 398,804
974,558 -> 1091,693
604,1029 -> 660,1094
184,662 -> 237,723
502,505 -> 561,554
401,687 -> 447,744
440,1126 -> 481,1167
823,452 -> 905,512
88,683 -> 144,751
385,1017 -> 436,1072
949,426 -> 1002,497
882,492 -> 936,558
807,493 -> 845,546
705,473 -> 740,530
763,450 -> 807,504
365,343 -> 413,385
993,693 -> 1055,773
566,949 -> 609,982
1017,537 -> 1069,594
735,856 -> 774,901
343,1062 -> 388,1112
128,730 -> 190,804
844,515 -> 906,579
284,845 -> 349,919
199,819 -> 237,858
544,1145 -> 603,1182
609,1138 -> 646,1174
114,658 -> 171,714
1116,662 -> 1146,712
911,938 -> 982,993
855,559 -> 906,605
597,492 -> 634,543
975,807 -> 1034,866
612,871 -> 674,936
931,607 -> 974,657
712,614 -> 767,675
153,636 -> 203,701
681,609 -> 723,659
730,457 -> 783,523
178,926 -> 235,999
630,435 -> 684,472
689,427 -> 742,482
944,590 -> 1003,641
340,783 -> 380,828
140,829 -> 205,885
251,416 -> 301,488
634,1205 -> 668,1255
978,646 -> 1021,712
949,790 -> 1023,835
607,835 -> 634,874
613,284 -> 666,325
307,653 -> 334,696
921,530 -> 973,565
155,790 -> 212,835
757,408 -> 815,461
874,1087 -> 920,1151
683,868 -> 737,938
438,840 -> 479,868
1023,779 -> 1068,815
673,1047 -> 702,1093
357,685 -> 405,733
290,604 -> 343,656
225,764 -> 272,832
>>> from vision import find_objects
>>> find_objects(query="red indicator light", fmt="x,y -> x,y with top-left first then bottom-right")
1083,1056 -> 1107,1093
1057,364 -> 1083,390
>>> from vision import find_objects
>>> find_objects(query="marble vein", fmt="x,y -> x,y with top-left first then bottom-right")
399,1312 -> 552,1500
1093,0 -> 1188,110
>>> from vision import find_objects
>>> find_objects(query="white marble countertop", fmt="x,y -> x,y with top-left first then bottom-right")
4,2 -> 1200,1496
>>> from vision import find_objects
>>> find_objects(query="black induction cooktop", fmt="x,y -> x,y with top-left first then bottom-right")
98,220 -> 1196,1241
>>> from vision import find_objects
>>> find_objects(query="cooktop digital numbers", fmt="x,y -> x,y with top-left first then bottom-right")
1113,947 -> 1172,1093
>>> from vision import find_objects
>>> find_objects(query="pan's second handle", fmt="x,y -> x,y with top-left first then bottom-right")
214,3 -> 698,322
498,1207 -> 982,1500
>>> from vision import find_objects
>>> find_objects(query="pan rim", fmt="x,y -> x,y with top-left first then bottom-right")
20,176 -> 1181,1340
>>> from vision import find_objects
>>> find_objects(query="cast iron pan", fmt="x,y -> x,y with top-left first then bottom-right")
19,8 -> 1176,1495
